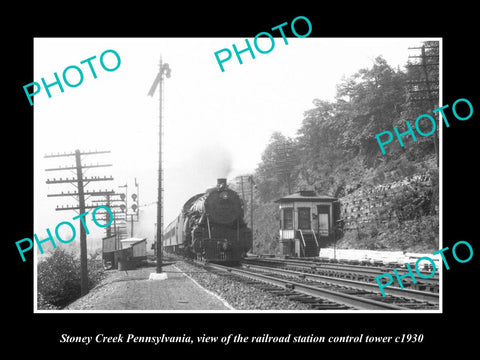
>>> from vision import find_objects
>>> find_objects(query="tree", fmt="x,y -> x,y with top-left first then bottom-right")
38,248 -> 81,308
335,56 -> 408,158
296,99 -> 343,193
251,50 -> 439,253
37,248 -> 104,308
255,132 -> 298,202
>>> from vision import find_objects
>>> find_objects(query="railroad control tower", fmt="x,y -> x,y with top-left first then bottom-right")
275,191 -> 337,257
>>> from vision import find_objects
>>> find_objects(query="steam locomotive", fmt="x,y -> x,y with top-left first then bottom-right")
163,178 -> 252,263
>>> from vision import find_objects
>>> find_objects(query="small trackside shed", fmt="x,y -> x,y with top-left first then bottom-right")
102,236 -> 147,269
120,237 -> 147,259
275,190 -> 338,257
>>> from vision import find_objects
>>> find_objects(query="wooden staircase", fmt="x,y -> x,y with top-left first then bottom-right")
298,230 -> 319,257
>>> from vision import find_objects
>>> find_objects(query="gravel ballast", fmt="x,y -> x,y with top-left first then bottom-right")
174,260 -> 312,311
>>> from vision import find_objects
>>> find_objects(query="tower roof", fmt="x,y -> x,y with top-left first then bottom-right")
275,191 -> 337,203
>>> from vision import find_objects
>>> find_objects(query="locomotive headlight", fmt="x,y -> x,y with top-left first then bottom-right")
219,191 -> 229,200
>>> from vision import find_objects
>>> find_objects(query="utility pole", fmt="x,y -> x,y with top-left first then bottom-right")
248,175 -> 255,254
240,176 -> 246,205
74,150 -> 88,288
45,149 -> 113,296
407,42 -> 440,165
274,141 -> 297,194
234,175 -> 256,253
148,56 -> 171,274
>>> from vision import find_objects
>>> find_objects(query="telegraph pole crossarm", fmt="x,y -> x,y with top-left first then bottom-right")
44,148 -> 113,296
47,190 -> 116,197
45,164 -> 112,171
407,42 -> 439,165
54,204 -> 124,211
46,176 -> 114,184
44,150 -> 111,158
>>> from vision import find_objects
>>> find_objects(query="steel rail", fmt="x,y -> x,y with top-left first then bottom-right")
243,263 -> 439,304
244,258 -> 440,282
205,262 -> 408,311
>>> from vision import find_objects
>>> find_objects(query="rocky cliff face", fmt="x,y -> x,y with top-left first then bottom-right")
340,173 -> 434,227
338,172 -> 438,252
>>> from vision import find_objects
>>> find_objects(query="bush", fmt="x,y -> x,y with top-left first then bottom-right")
37,248 -> 105,309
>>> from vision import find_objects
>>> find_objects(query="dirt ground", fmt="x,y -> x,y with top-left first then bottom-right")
65,264 -> 232,311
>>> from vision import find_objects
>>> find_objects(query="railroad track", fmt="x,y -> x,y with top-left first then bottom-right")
241,263 -> 439,305
198,261 -> 435,311
243,257 -> 439,293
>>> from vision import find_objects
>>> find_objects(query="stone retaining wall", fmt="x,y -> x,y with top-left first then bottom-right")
339,173 -> 433,230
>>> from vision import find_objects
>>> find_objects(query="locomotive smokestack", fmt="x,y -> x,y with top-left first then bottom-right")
217,178 -> 227,191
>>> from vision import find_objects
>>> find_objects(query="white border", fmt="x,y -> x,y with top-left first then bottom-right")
34,37 -> 443,314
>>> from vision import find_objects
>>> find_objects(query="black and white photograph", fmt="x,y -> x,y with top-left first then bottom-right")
6,6 -> 479,355
31,37 -> 442,313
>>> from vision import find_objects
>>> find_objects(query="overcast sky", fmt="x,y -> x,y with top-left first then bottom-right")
33,37 -> 437,251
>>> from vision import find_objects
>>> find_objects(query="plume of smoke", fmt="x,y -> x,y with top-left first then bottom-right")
195,140 -> 232,179
163,140 -> 233,224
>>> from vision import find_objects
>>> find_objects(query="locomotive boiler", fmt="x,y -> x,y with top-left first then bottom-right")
163,178 -> 252,263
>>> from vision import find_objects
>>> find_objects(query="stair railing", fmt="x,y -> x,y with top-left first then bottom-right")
298,230 -> 306,257
311,228 -> 319,249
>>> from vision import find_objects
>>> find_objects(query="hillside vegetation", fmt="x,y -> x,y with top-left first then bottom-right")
239,42 -> 439,254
